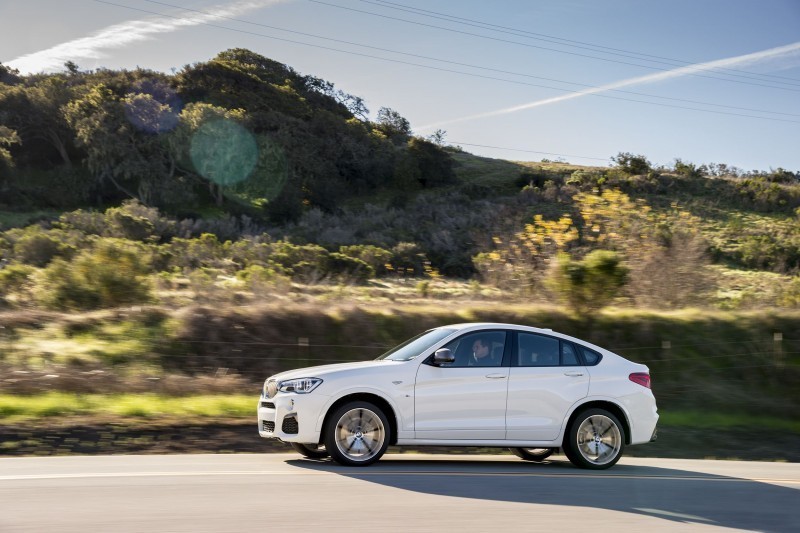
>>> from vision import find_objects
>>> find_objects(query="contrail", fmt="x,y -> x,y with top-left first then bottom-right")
7,0 -> 289,74
418,41 -> 800,131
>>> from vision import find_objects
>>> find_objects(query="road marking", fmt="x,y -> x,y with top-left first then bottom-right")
0,471 -> 298,481
0,470 -> 798,484
348,472 -> 800,484
634,508 -> 714,522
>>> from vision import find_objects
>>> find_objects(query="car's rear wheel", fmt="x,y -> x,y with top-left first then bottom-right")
563,408 -> 625,470
324,401 -> 390,466
509,447 -> 554,462
290,442 -> 329,459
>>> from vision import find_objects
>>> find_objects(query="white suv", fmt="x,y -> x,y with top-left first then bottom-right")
258,323 -> 658,469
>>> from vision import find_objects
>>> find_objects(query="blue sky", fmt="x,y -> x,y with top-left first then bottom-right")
2,0 -> 800,171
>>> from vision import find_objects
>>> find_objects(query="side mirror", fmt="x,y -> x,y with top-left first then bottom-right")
433,348 -> 454,365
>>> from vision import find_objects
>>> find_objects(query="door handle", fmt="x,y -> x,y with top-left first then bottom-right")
564,371 -> 584,377
485,374 -> 507,379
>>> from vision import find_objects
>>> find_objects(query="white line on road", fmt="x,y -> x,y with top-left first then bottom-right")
1,470 -> 798,483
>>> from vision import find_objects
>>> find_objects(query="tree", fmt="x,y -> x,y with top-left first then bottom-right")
302,75 -> 369,120
0,62 -> 21,85
65,84 -> 176,204
375,107 -> 411,142
612,152 -> 651,175
0,125 -> 20,170
0,76 -> 79,167
64,61 -> 80,75
405,137 -> 457,188
335,91 -> 369,121
426,129 -> 447,146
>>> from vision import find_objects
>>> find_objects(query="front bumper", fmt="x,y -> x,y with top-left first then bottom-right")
257,391 -> 330,444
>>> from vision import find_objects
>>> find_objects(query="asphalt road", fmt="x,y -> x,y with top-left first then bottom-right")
0,453 -> 797,532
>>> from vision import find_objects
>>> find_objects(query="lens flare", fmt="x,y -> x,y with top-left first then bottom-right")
190,119 -> 258,186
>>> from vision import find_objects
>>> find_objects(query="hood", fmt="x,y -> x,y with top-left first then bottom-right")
267,360 -> 404,382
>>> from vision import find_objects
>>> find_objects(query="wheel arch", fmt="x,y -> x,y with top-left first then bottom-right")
563,400 -> 632,446
319,392 -> 399,446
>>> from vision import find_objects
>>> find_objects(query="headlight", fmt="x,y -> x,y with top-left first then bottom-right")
262,380 -> 277,398
277,378 -> 323,394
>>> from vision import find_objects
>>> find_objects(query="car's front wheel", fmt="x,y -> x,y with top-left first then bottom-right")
324,401 -> 390,466
563,408 -> 625,469
290,442 -> 329,459
509,447 -> 554,462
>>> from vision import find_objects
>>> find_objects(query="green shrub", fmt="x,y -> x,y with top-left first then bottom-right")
227,238 -> 273,268
778,276 -> 800,307
673,159 -> 705,179
0,263 -> 35,295
326,253 -> 374,282
267,242 -> 329,272
416,279 -> 431,297
390,242 -> 428,276
57,209 -> 106,236
104,200 -> 177,242
165,233 -> 225,270
235,264 -> 289,288
339,245 -> 392,275
735,177 -> 787,211
549,250 -> 628,314
105,210 -> 156,242
34,239 -> 152,310
566,169 -> 607,190
11,229 -> 75,267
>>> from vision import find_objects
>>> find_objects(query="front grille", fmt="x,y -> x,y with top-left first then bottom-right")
261,401 -> 275,409
262,420 -> 275,432
282,415 -> 299,434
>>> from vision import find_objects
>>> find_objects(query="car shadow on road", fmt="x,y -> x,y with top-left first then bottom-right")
287,455 -> 796,532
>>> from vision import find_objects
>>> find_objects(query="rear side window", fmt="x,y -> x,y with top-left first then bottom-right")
579,346 -> 603,366
517,333 -> 560,366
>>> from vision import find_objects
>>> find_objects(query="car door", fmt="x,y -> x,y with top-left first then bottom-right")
414,330 -> 510,440
506,332 -> 589,441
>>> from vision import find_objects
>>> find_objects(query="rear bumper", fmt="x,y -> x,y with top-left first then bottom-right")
623,392 -> 659,445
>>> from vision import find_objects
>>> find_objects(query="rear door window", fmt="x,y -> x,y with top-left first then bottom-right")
516,333 -> 560,367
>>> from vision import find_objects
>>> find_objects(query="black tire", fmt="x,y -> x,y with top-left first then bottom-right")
290,442 -> 329,459
563,408 -> 625,470
324,401 -> 390,467
509,448 -> 554,462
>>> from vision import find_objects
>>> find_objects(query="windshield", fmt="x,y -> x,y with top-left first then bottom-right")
376,328 -> 457,361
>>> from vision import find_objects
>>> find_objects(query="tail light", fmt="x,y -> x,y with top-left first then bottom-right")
629,372 -> 651,389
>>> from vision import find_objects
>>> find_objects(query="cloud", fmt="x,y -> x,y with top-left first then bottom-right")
7,0 -> 288,74
417,41 -> 800,131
